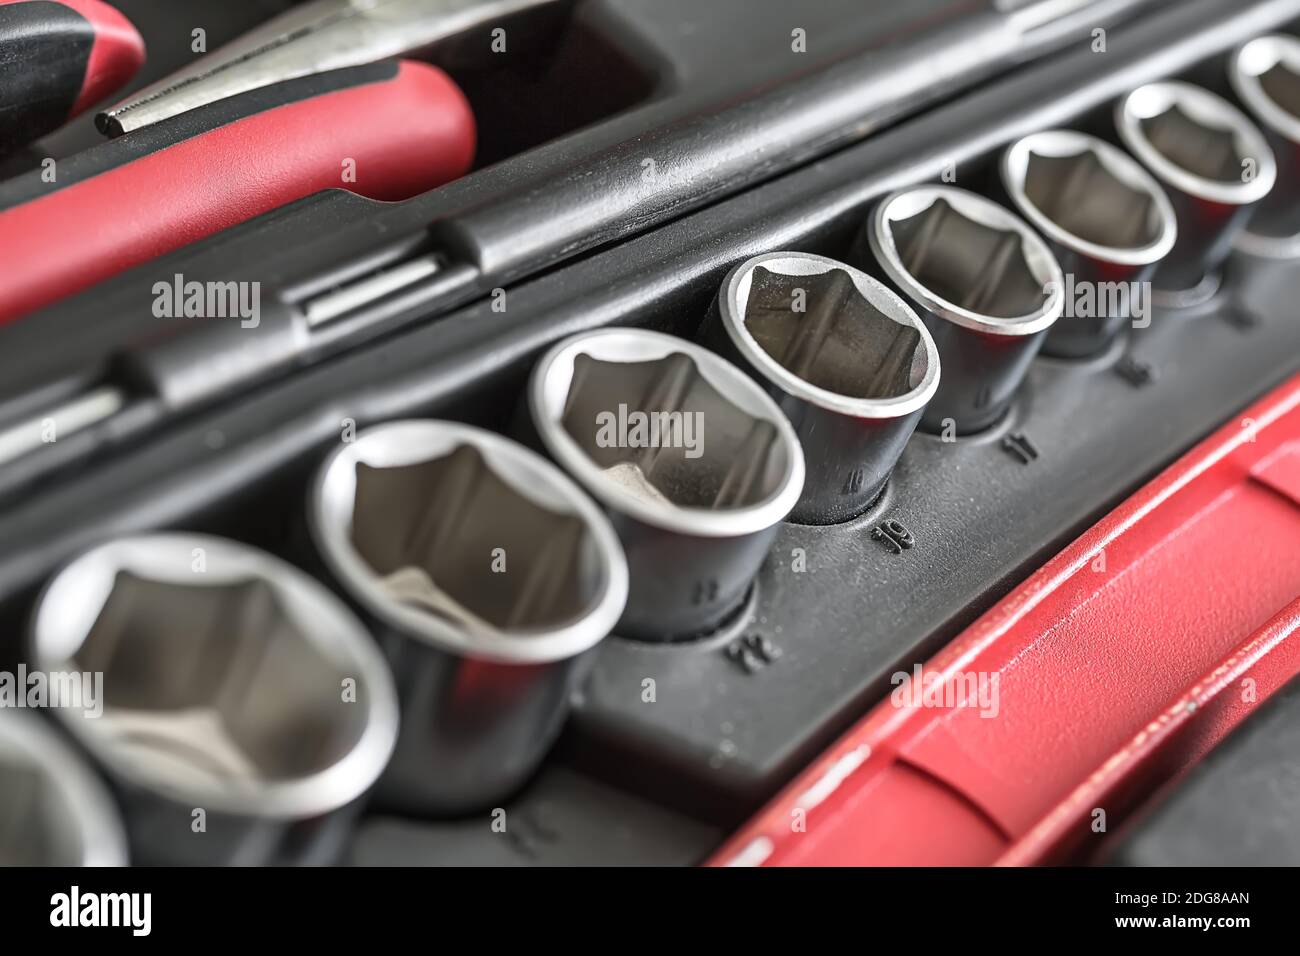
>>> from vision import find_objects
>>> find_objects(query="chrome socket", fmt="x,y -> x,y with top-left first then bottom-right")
1116,81 -> 1276,291
708,252 -> 939,524
1229,35 -> 1300,249
529,328 -> 804,640
311,420 -> 627,815
0,712 -> 127,866
867,185 -> 1064,434
29,534 -> 399,865
1002,131 -> 1177,358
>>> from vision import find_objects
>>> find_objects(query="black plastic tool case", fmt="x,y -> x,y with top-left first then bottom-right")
0,0 -> 1159,454
1104,673 -> 1300,866
3,0 -> 1300,865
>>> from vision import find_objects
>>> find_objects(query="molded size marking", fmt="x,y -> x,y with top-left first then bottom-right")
691,579 -> 720,605
725,634 -> 782,673
504,809 -> 560,859
1115,356 -> 1157,387
872,518 -> 914,554
1001,432 -> 1038,464
1224,306 -> 1262,331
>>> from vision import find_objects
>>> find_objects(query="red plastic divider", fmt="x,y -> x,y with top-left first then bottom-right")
710,370 -> 1300,866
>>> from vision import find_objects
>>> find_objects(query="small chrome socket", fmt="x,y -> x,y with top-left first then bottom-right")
1229,35 -> 1300,249
529,328 -> 805,640
1116,81 -> 1276,291
29,534 -> 399,865
707,252 -> 939,524
1002,130 -> 1177,358
867,185 -> 1064,434
0,712 -> 127,866
311,420 -> 628,815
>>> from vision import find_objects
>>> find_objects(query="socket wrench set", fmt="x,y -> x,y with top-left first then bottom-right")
3,0 -> 1300,867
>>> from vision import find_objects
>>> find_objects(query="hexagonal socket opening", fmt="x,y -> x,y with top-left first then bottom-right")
349,443 -> 602,632
1022,147 -> 1164,250
0,742 -> 83,865
888,197 -> 1046,319
739,264 -> 925,399
1236,36 -> 1300,136
72,572 -> 368,792
1258,57 -> 1300,122
1139,103 -> 1247,184
560,350 -> 787,510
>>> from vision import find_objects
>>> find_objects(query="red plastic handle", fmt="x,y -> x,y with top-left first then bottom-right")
63,0 -> 147,114
0,0 -> 144,142
711,371 -> 1300,866
0,60 -> 475,323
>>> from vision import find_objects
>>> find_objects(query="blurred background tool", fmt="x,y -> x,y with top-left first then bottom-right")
0,59 -> 475,322
0,710 -> 127,866
1228,34 -> 1300,249
98,0 -> 557,134
1,0 -> 568,322
0,0 -> 144,152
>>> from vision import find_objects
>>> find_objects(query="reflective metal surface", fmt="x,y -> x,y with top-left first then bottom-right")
311,419 -> 627,814
529,328 -> 804,639
1116,81 -> 1276,290
1229,34 -> 1300,250
866,185 -> 1063,433
708,252 -> 939,523
1002,130 -> 1177,357
29,534 -> 398,865
100,0 -> 554,134
0,712 -> 127,866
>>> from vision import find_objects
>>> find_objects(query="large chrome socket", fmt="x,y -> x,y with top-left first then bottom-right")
1116,81 -> 1276,293
529,328 -> 804,640
311,420 -> 627,815
867,185 -> 1064,434
29,534 -> 398,865
1001,131 -> 1177,358
707,252 -> 939,524
0,712 -> 127,866
1229,35 -> 1300,250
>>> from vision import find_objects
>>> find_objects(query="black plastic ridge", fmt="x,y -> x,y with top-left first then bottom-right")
0,0 -> 1164,404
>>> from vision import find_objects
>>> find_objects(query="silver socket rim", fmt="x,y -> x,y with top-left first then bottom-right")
718,252 -> 941,419
30,533 -> 400,820
312,419 -> 629,665
530,328 -> 806,539
0,711 -> 128,866
1116,81 -> 1277,207
869,185 -> 1065,336
1229,34 -> 1300,146
1001,130 -> 1179,268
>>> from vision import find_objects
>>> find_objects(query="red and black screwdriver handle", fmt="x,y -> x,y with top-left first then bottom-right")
0,59 -> 476,323
0,0 -> 144,150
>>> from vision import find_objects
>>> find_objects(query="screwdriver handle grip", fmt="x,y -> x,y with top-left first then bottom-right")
0,0 -> 145,149
0,60 -> 476,323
